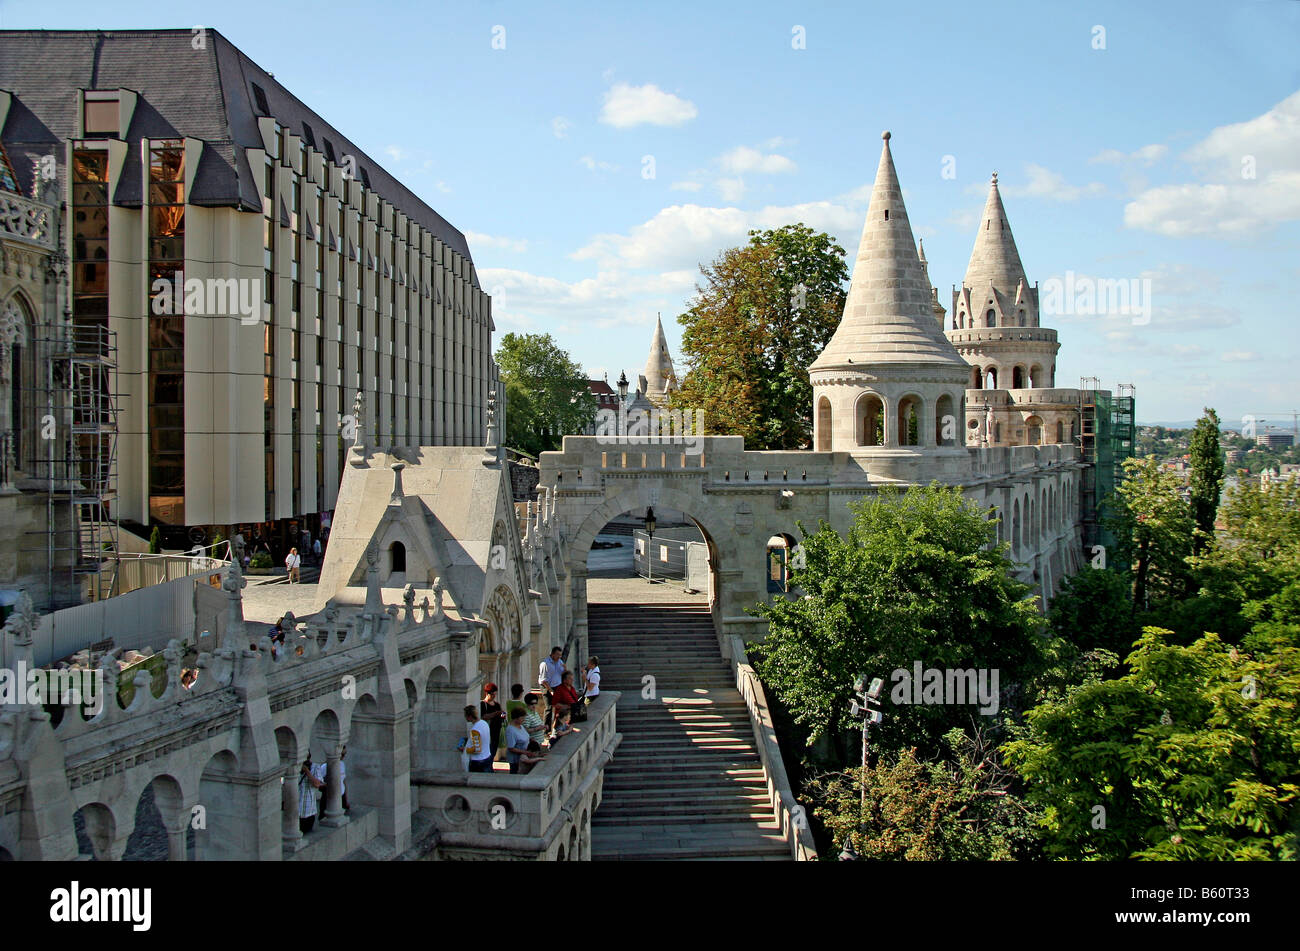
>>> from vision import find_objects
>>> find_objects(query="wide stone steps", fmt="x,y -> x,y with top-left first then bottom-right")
588,602 -> 791,861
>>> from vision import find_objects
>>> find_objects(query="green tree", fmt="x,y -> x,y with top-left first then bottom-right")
494,332 -> 596,458
149,526 -> 162,554
809,728 -> 1042,860
750,484 -> 1044,763
670,224 -> 848,450
1107,457 -> 1194,612
1047,565 -> 1141,659
1005,628 -> 1300,860
1189,408 -> 1225,557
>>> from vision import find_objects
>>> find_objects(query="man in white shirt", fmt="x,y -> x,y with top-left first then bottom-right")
538,647 -> 565,728
464,705 -> 493,772
298,755 -> 326,834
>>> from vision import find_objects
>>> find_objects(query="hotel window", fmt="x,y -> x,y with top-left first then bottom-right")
82,93 -> 119,136
147,140 -> 187,524
71,149 -> 110,341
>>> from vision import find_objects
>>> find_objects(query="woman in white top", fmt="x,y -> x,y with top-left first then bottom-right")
584,656 -> 601,698
285,548 -> 301,583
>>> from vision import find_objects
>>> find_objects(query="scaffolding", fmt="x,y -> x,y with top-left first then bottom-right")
21,324 -> 120,610
1078,379 -> 1136,560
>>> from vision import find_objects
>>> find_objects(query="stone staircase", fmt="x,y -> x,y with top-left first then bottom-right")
587,602 -> 791,861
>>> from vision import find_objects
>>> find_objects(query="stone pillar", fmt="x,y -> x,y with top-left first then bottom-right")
320,749 -> 348,828
281,768 -> 304,851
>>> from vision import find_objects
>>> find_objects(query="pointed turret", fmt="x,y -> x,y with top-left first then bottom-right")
809,133 -> 971,458
642,315 -> 677,403
810,132 -> 967,371
917,239 -> 946,327
962,172 -> 1028,292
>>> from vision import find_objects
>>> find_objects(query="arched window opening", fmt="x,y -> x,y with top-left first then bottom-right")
766,533 -> 797,594
1012,366 -> 1025,389
858,394 -> 884,447
1029,364 -> 1042,388
971,367 -> 982,389
389,541 -> 406,574
935,394 -> 955,447
986,309 -> 995,328
1026,415 -> 1043,446
897,396 -> 921,447
1055,420 -> 1064,444
816,397 -> 832,452
1018,309 -> 1026,326
984,367 -> 998,389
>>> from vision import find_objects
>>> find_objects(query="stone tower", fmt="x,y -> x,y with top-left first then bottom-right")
948,173 -> 1072,446
917,238 -> 946,328
641,314 -> 678,406
809,132 -> 970,466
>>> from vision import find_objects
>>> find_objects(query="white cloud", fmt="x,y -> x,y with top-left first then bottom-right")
1125,89 -> 1300,237
384,145 -> 407,162
573,198 -> 865,271
1124,173 -> 1300,236
579,155 -> 618,172
716,178 -> 746,202
670,181 -> 703,192
481,266 -> 696,333
599,82 -> 698,128
467,231 -> 529,254
551,116 -> 572,139
1221,350 -> 1260,362
1090,144 -> 1168,166
998,164 -> 1107,201
718,145 -> 797,175
435,180 -> 452,194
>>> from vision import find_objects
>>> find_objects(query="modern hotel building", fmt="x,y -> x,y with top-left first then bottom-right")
0,28 -> 495,551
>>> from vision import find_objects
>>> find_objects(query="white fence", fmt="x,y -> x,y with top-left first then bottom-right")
25,563 -> 223,668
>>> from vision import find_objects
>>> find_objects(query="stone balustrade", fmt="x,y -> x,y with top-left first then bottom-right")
414,691 -> 621,860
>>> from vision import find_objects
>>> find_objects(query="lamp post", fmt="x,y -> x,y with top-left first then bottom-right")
840,674 -> 883,860
617,370 -> 629,438
643,505 -> 661,584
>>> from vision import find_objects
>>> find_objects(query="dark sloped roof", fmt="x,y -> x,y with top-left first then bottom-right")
0,28 -> 475,280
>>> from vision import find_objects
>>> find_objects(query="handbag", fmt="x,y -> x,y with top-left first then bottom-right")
571,694 -> 589,723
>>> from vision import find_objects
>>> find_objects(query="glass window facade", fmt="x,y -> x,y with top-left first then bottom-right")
147,140 -> 186,523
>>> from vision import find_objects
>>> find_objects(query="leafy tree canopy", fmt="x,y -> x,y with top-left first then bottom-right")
750,484 -> 1045,761
494,332 -> 596,458
670,224 -> 848,450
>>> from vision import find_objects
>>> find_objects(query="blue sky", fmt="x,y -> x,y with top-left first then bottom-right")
6,0 -> 1300,425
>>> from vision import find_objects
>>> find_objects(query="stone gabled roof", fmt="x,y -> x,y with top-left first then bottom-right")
0,28 -> 476,279
810,132 -> 967,371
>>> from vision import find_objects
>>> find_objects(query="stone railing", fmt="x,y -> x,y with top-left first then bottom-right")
728,636 -> 818,861
416,691 -> 621,859
0,191 -> 56,250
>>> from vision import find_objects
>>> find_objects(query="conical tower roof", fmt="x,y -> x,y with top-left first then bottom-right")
810,133 -> 967,371
642,315 -> 677,396
962,173 -> 1028,292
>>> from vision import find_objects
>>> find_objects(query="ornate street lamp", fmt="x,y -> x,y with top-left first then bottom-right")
617,370 -> 629,437
644,506 -> 661,584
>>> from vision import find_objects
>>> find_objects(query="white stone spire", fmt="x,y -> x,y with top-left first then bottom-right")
963,172 -> 1028,293
810,132 -> 966,371
642,314 -> 677,402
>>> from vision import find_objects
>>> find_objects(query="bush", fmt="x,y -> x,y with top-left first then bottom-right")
148,526 -> 162,554
250,551 -> 272,569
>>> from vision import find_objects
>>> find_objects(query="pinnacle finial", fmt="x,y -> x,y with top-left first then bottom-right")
991,171 -> 998,184
881,130 -> 891,141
